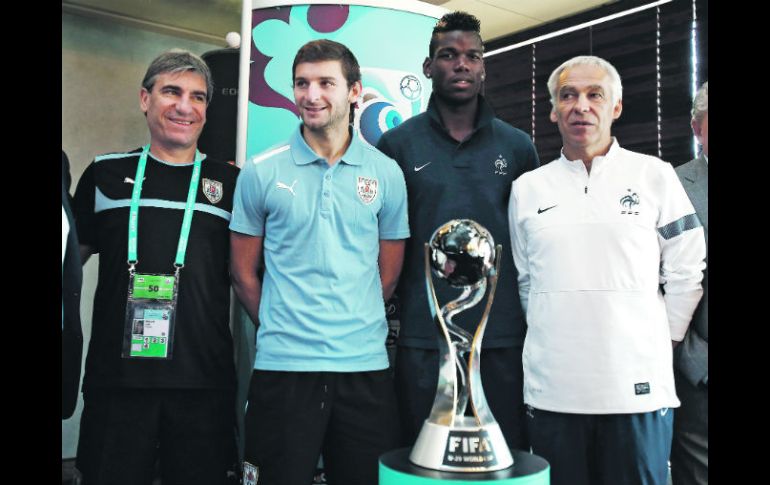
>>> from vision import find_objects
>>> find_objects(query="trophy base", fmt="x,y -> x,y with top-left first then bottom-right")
409,417 -> 514,472
382,448 -> 550,484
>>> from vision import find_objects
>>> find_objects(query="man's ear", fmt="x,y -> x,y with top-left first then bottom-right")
348,80 -> 362,103
140,88 -> 150,114
691,118 -> 702,140
612,99 -> 623,120
423,57 -> 432,78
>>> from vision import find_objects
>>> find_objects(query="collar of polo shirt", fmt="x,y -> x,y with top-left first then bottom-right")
291,125 -> 365,166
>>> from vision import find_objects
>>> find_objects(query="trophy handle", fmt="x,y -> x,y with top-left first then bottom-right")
444,283 -> 485,422
424,244 -> 490,426
467,245 -> 503,427
424,243 -> 458,426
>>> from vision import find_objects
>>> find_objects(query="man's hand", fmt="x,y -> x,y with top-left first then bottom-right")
230,232 -> 264,327
379,239 -> 406,301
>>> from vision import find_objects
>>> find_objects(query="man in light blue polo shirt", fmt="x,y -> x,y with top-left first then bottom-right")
230,39 -> 409,485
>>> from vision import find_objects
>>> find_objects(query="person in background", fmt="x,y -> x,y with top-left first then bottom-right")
62,149 -> 83,420
671,80 -> 708,485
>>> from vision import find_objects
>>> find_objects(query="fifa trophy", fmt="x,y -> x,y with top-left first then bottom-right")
409,219 -> 514,472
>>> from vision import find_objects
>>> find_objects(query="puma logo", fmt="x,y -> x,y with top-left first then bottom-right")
276,180 -> 298,196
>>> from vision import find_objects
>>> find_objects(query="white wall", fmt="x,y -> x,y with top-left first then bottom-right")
62,11 -> 222,459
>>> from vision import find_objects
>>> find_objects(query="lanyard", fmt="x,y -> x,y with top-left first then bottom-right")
127,144 -> 202,271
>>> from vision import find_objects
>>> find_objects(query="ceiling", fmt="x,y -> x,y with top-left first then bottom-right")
63,0 -> 617,46
420,0 -> 614,42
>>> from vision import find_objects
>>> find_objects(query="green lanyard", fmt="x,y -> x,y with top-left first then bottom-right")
127,144 -> 202,272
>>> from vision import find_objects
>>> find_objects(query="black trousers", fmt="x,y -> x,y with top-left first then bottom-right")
526,406 -> 674,485
670,370 -> 708,485
243,369 -> 400,485
77,388 -> 237,485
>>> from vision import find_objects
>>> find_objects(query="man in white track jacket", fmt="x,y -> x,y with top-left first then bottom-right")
507,55 -> 706,485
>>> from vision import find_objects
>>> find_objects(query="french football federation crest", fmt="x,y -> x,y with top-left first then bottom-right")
202,178 -> 223,204
243,461 -> 259,485
357,176 -> 379,205
619,189 -> 640,215
494,154 -> 508,175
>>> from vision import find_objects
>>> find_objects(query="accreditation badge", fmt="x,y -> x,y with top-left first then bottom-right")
122,272 -> 179,359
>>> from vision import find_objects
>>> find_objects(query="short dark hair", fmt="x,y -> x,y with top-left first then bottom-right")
429,11 -> 482,58
292,39 -> 361,87
141,49 -> 213,104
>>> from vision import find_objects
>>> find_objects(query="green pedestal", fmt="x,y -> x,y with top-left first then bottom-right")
380,448 -> 549,484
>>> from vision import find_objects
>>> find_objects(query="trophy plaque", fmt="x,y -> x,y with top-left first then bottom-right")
409,219 -> 514,472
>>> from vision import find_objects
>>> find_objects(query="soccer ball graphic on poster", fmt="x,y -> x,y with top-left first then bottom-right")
354,67 -> 427,147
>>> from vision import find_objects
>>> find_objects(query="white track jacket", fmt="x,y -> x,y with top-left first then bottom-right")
508,140 -> 706,414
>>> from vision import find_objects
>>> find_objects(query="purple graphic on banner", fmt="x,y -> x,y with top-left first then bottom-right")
249,8 -> 299,116
248,6 -> 356,119
307,5 -> 349,33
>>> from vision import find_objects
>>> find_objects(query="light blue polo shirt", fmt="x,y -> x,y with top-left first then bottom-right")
230,126 -> 410,372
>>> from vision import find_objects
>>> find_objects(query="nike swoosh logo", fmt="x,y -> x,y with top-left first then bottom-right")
124,177 -> 146,184
414,162 -> 432,172
537,205 -> 557,214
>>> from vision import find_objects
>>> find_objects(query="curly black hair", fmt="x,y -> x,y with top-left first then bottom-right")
428,11 -> 482,58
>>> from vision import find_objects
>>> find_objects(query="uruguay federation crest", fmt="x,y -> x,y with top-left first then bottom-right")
243,461 -> 258,485
202,178 -> 223,204
357,176 -> 379,205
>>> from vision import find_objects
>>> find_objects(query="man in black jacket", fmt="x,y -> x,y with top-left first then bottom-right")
376,11 -> 539,449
